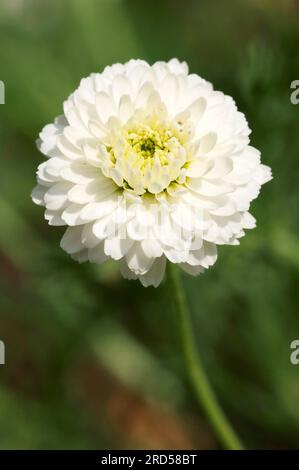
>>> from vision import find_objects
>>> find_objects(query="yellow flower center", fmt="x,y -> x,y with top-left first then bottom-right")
104,120 -> 189,195
127,125 -> 178,165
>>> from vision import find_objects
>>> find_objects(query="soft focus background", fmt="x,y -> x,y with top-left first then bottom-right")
0,0 -> 299,450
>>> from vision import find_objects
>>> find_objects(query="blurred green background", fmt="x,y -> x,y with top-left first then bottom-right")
0,0 -> 299,450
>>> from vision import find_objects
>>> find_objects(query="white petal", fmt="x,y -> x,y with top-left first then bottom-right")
126,243 -> 154,275
119,259 -> 138,281
139,256 -> 166,287
199,132 -> 217,154
187,242 -> 217,268
88,243 -> 108,264
163,247 -> 189,263
62,203 -> 85,225
167,58 -> 188,75
88,119 -> 107,139
37,161 -> 58,183
104,238 -> 134,260
68,179 -> 115,204
160,74 -> 178,113
242,212 -> 256,229
44,182 -> 73,210
45,209 -> 66,226
187,179 -> 233,197
81,223 -> 101,248
128,63 -> 150,89
179,263 -> 205,276
209,200 -> 236,216
186,97 -> 207,123
71,249 -> 89,263
46,157 -> 68,178
83,143 -> 109,168
205,158 -> 233,180
186,159 -> 211,178
118,95 -> 133,123
135,81 -> 155,108
61,161 -> 102,184
95,91 -> 116,123
256,164 -> 272,184
92,214 -> 117,240
141,238 -> 163,258
57,134 -> 82,160
60,226 -> 83,254
81,195 -> 119,222
31,185 -> 46,206
112,75 -> 133,104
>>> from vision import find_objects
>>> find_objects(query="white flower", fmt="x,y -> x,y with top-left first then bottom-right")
32,58 -> 272,287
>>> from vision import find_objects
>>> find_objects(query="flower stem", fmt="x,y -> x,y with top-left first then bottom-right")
167,263 -> 244,450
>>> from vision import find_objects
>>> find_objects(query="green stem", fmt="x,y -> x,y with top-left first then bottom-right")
167,263 -> 244,450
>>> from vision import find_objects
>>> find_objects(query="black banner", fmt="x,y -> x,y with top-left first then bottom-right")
0,450 -> 295,466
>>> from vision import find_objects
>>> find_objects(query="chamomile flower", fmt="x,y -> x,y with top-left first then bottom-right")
32,59 -> 272,286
